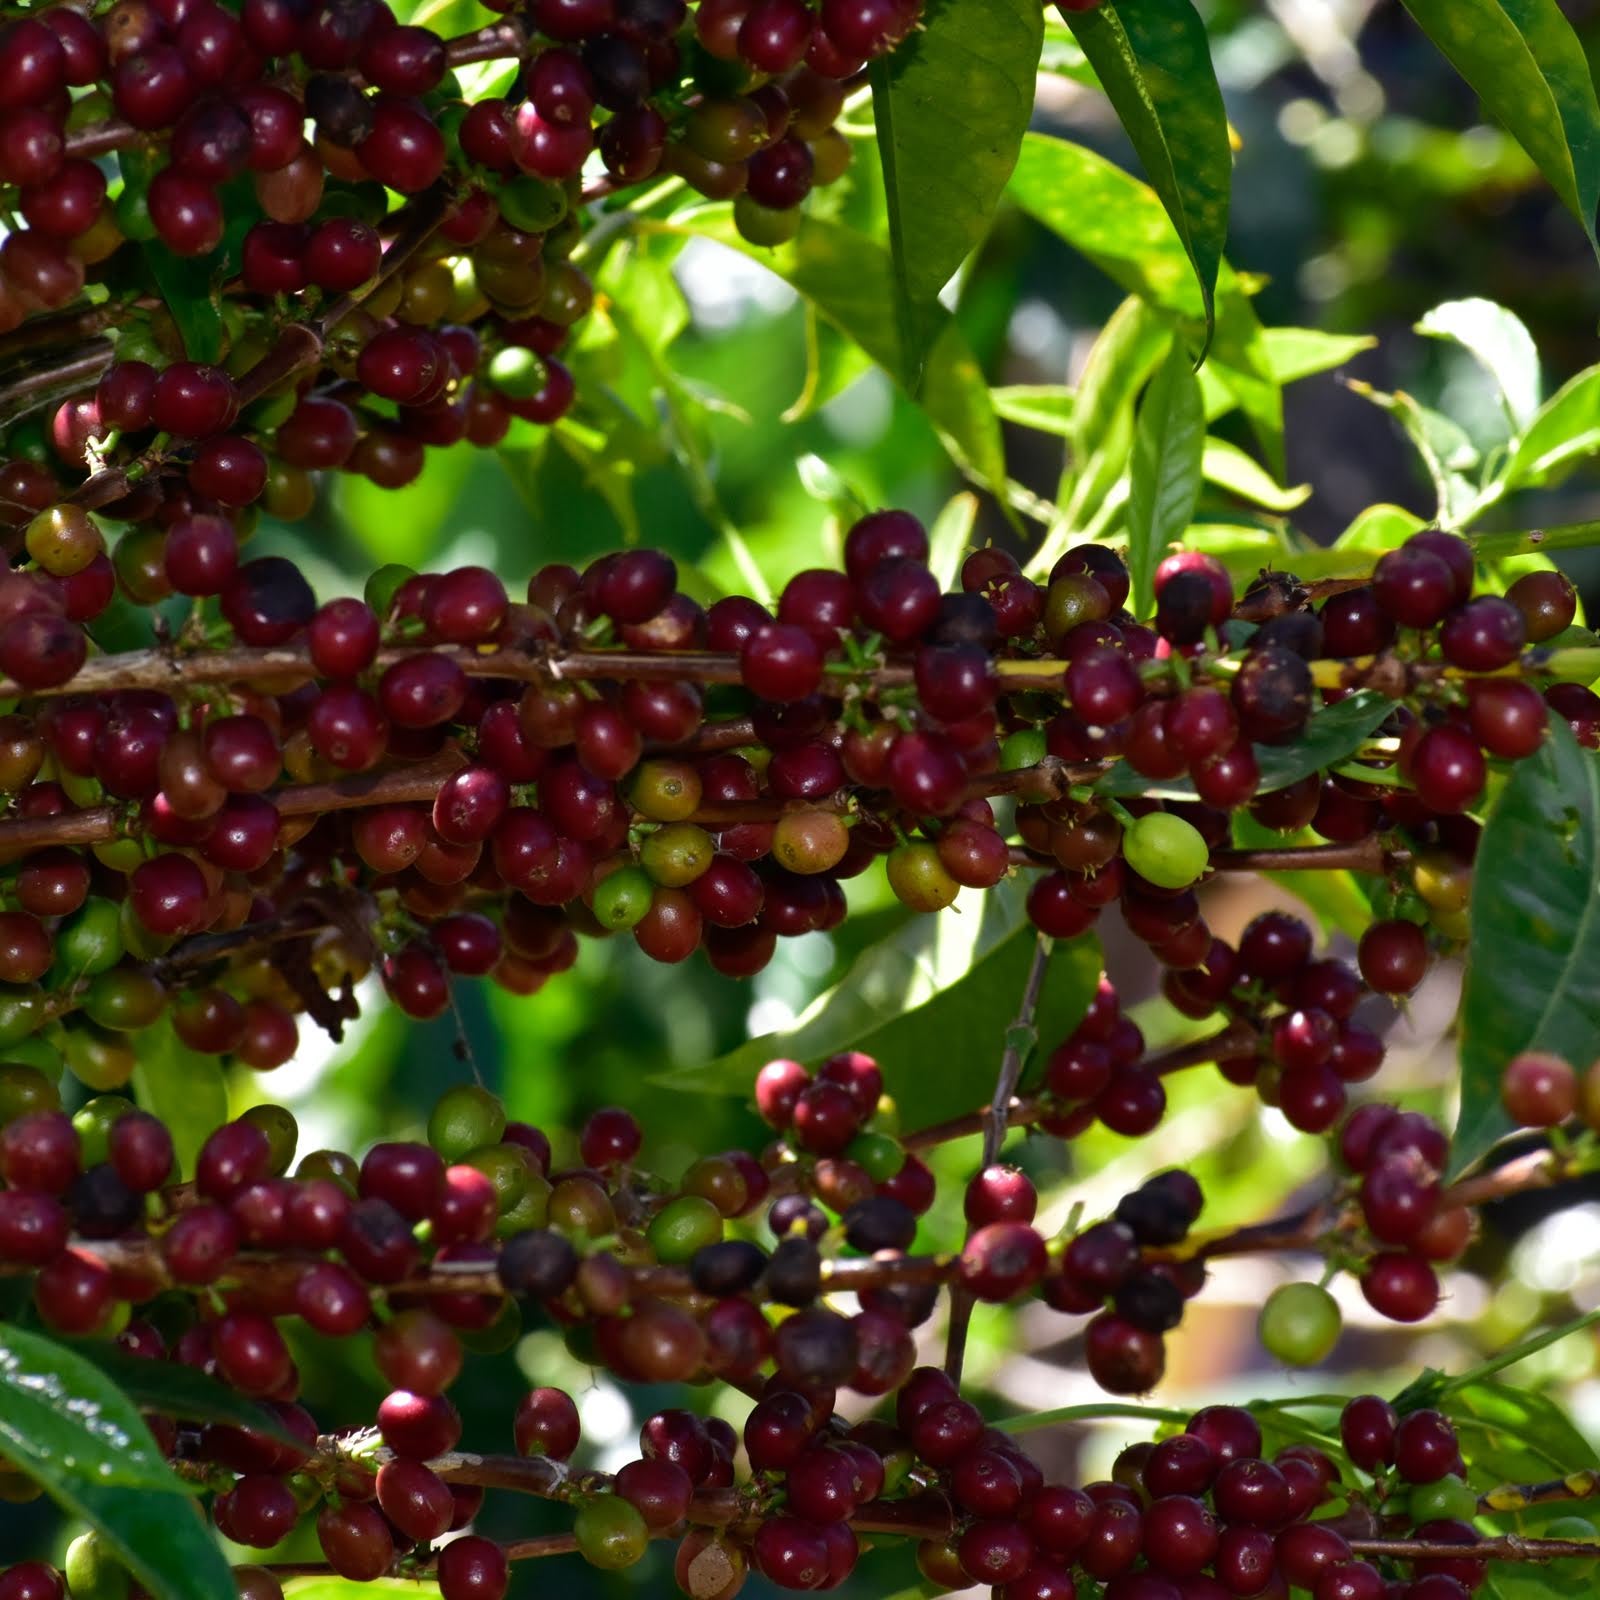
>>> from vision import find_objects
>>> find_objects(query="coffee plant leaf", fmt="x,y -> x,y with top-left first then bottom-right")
1456,717 -> 1600,1174
871,0 -> 1044,375
1065,0 -> 1231,351
0,1323 -> 234,1600
1127,334 -> 1206,616
1400,0 -> 1600,262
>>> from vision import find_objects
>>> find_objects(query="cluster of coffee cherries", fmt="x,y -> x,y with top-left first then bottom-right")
0,0 -> 896,545
0,500 -> 1580,1110
0,1053 -> 1570,1600
909,1395 -> 1524,1600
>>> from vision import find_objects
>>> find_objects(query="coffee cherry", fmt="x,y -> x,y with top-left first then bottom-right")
1258,1282 -> 1341,1366
1393,1409 -> 1460,1483
1502,1050 -> 1577,1127
1340,1394 -> 1398,1471
574,1495 -> 650,1570
1507,568 -> 1577,641
1123,813 -> 1208,891
1361,1252 -> 1439,1323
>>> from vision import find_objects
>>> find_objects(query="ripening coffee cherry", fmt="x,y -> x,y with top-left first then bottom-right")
1501,1051 -> 1578,1127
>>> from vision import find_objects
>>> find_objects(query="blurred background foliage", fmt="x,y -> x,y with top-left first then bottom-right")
14,0 -> 1600,1593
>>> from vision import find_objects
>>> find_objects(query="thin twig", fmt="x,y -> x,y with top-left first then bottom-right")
944,932 -> 1054,1384
901,1019 -> 1260,1152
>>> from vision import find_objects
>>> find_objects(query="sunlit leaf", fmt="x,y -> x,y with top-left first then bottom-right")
1400,0 -> 1600,260
1126,335 -> 1205,617
1065,0 -> 1231,347
1417,297 -> 1542,432
872,0 -> 1044,372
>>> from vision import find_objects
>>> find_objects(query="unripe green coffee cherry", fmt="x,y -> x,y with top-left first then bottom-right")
1407,1476 -> 1481,1524
62,1024 -> 137,1092
0,993 -> 44,1048
57,897 -> 125,977
1001,727 -> 1048,771
0,1063 -> 60,1124
429,1084 -> 507,1162
846,1131 -> 905,1183
647,1195 -> 725,1263
734,194 -> 802,247
497,175 -> 568,234
297,1148 -> 359,1191
574,1495 -> 650,1570
487,345 -> 549,400
887,841 -> 960,912
65,1532 -> 129,1600
1544,1518 -> 1600,1576
81,968 -> 165,1032
242,1103 -> 300,1175
592,865 -> 656,931
464,1143 -> 539,1213
639,824 -> 714,888
1257,1282 -> 1341,1367
366,563 -> 417,620
72,1095 -> 135,1167
1123,812 -> 1209,891
496,1178 -> 554,1237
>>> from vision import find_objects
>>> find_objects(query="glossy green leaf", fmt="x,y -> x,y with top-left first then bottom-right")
335,444 -> 477,568
928,491 -> 981,589
872,0 -> 1043,373
131,1022 -> 227,1183
992,385 -> 1076,436
144,246 -> 226,366
0,1323 -> 233,1600
654,209 -> 1007,490
1335,502 -> 1429,554
1203,438 -> 1310,511
1098,690 -> 1395,800
1456,717 -> 1600,1174
1417,297 -> 1542,432
1199,327 -> 1377,422
1399,0 -> 1600,258
655,880 -> 1101,1131
1501,364 -> 1600,490
1126,336 -> 1205,617
1072,299 -> 1171,463
1008,134 -> 1280,472
71,1343 -> 299,1442
1065,0 -> 1231,346
1446,1379 -> 1594,1482
1010,132 -> 1212,318
287,1582 -> 433,1600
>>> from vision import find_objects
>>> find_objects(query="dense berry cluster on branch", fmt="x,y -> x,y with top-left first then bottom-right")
0,508 -> 1578,1106
2,9 -> 1599,1590
1,1057 -> 1595,1600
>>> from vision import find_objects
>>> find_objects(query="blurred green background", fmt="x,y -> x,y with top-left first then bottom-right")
13,0 -> 1600,1593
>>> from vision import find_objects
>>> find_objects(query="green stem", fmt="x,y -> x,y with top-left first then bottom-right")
1470,520 -> 1600,560
1440,1307 -> 1600,1396
996,1403 -> 1192,1435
